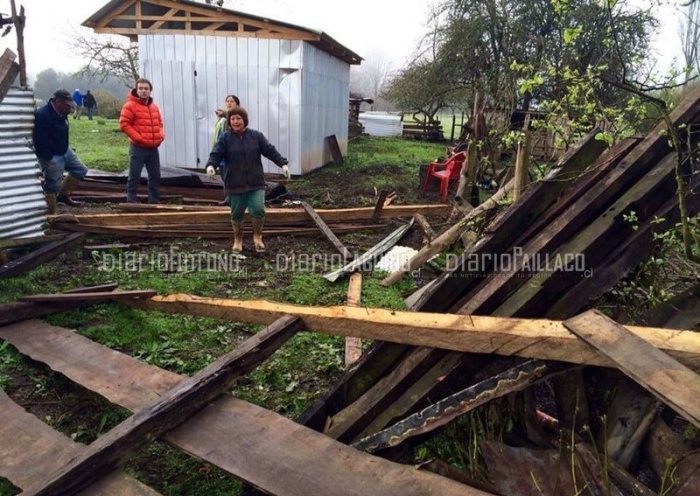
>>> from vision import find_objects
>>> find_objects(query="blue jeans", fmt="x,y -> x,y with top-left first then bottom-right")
38,148 -> 88,194
86,107 -> 94,119
126,143 -> 161,203
227,189 -> 265,221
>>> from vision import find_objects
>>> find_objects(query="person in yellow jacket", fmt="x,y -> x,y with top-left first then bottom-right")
212,94 -> 239,146
119,78 -> 164,203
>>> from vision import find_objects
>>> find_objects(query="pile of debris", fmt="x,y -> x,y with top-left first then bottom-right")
2,89 -> 700,496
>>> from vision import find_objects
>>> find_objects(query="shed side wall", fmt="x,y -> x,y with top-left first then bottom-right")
299,43 -> 350,174
138,34 -> 349,175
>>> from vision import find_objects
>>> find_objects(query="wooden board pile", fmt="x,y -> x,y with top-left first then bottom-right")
1,289 -> 699,495
295,89 -> 700,495
47,204 -> 452,239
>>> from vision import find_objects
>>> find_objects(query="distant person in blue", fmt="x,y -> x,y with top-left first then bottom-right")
71,89 -> 84,119
33,89 -> 88,214
83,90 -> 97,120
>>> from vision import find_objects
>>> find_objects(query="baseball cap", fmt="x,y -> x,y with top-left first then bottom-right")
53,89 -> 74,103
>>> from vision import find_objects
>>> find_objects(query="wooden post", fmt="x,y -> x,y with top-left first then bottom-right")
344,272 -> 363,367
513,113 -> 531,200
10,1 -> 26,87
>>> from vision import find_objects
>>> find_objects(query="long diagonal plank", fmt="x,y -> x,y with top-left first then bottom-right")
0,389 -> 161,495
301,201 -> 352,259
20,315 -> 303,496
0,320 -> 488,496
125,295 -> 700,371
564,310 -> 700,428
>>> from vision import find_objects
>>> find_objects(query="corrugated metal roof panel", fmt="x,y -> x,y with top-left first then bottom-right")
0,87 -> 46,241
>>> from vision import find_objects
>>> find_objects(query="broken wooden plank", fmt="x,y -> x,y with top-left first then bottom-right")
0,283 -> 123,326
413,213 -> 437,245
0,389 -> 161,495
564,309 -> 700,428
353,359 -> 563,452
21,315 -> 304,496
301,201 -> 352,260
0,232 -> 85,279
344,272 -> 363,367
373,189 -> 389,220
125,295 -> 700,371
0,320 -> 490,496
324,218 -> 414,282
20,290 -> 158,303
0,48 -> 19,103
380,179 -> 514,286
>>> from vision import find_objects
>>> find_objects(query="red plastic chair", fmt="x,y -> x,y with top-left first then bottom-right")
420,151 -> 466,201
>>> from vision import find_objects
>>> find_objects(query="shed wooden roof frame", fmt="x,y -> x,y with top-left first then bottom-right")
82,0 -> 363,65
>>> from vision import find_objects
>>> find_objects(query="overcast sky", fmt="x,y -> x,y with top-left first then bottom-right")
0,0 -> 687,81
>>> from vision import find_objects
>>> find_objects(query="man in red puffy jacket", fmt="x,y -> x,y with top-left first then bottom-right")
119,78 -> 164,203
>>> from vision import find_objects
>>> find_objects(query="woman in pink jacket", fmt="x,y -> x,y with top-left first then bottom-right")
119,78 -> 164,203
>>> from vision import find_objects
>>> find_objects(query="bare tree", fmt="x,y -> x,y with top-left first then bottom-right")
350,49 -> 395,109
72,29 -> 139,87
681,1 -> 700,80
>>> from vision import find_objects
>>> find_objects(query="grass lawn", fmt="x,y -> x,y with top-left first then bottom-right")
69,117 -> 130,173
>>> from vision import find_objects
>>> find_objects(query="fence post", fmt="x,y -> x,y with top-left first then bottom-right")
450,114 -> 456,141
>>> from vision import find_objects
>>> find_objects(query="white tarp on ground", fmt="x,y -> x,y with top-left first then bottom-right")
358,112 -> 403,137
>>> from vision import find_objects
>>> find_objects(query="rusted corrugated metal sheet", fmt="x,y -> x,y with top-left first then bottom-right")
0,87 -> 45,240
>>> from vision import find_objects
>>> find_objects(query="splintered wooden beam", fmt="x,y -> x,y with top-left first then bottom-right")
125,295 -> 700,372
0,390 -> 161,495
564,310 -> 700,428
21,315 -> 303,496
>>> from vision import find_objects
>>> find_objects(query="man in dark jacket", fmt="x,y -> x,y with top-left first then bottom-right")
33,89 -> 88,214
83,90 -> 97,120
206,107 -> 289,253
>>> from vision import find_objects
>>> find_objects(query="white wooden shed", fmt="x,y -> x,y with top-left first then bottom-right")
83,0 -> 362,175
